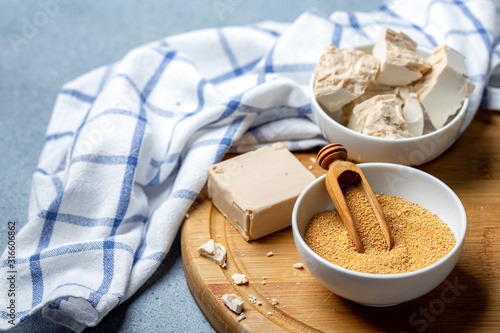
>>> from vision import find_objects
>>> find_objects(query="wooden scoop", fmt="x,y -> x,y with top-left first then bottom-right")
317,143 -> 393,253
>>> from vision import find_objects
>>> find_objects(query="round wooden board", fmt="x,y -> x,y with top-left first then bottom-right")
181,147 -> 500,332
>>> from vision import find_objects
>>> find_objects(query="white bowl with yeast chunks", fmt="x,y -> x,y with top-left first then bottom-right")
310,44 -> 471,166
291,163 -> 466,306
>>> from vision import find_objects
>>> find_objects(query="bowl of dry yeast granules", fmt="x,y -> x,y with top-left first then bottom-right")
292,163 -> 466,306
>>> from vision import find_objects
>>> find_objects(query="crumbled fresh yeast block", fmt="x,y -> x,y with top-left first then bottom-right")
341,87 -> 394,125
372,28 -> 430,86
231,273 -> 248,285
197,239 -> 226,268
314,44 -> 379,114
221,293 -> 244,314
396,86 -> 424,137
413,45 -> 475,129
347,94 -> 412,138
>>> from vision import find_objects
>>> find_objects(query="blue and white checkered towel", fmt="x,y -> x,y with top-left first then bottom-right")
2,0 -> 498,331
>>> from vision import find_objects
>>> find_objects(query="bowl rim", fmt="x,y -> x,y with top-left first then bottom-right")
292,162 -> 467,280
309,43 -> 470,143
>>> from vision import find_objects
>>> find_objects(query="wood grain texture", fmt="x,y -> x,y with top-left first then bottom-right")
181,110 -> 500,333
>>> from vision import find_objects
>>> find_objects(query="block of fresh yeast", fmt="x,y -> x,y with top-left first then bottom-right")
372,28 -> 430,86
413,45 -> 475,130
313,44 -> 379,114
207,143 -> 315,241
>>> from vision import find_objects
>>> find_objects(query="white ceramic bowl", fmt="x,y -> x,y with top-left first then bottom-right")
310,45 -> 469,166
292,163 -> 466,306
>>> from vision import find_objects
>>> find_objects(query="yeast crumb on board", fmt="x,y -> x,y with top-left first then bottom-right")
231,273 -> 248,285
197,239 -> 226,268
221,293 -> 244,314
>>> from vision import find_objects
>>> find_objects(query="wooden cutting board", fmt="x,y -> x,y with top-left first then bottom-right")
181,110 -> 500,333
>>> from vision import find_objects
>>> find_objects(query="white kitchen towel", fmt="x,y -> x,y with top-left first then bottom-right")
1,0 -> 498,331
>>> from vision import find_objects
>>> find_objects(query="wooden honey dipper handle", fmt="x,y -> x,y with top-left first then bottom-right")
317,144 -> 364,253
317,143 -> 393,253
317,143 -> 348,169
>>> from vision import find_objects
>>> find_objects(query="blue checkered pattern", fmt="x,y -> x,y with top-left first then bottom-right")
1,0 -> 498,331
